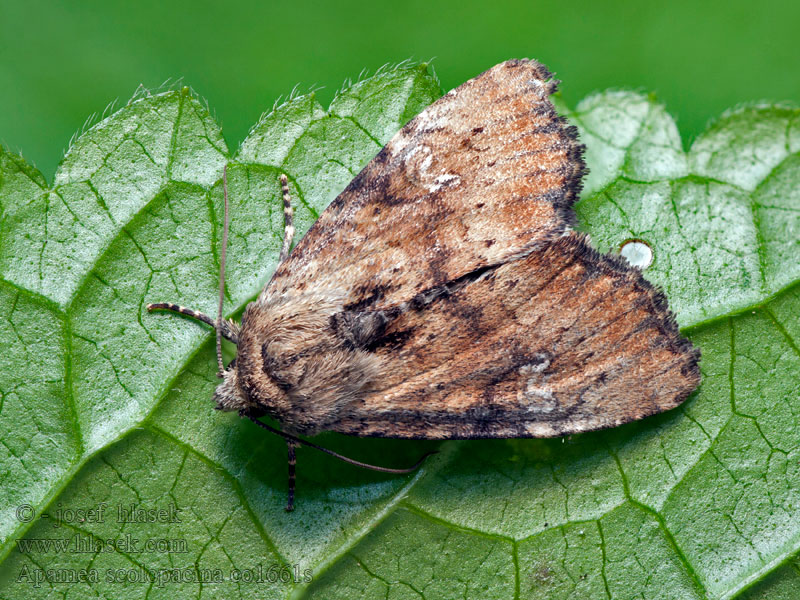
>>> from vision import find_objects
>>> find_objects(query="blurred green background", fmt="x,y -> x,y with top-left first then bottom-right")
1,0 -> 798,181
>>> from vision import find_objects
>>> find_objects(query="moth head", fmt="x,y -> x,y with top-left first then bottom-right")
212,358 -> 252,412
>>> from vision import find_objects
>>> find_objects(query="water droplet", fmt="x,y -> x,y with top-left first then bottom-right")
620,240 -> 653,269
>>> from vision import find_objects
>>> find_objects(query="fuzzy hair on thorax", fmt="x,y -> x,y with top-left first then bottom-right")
226,290 -> 383,435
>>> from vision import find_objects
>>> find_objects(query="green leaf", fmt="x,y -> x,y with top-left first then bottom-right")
738,559 -> 800,600
0,64 -> 797,599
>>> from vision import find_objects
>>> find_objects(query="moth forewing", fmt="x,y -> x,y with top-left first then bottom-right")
147,58 -> 700,512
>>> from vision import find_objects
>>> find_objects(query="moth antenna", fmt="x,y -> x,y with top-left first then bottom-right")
242,411 -> 438,474
146,303 -> 240,344
278,174 -> 295,264
216,164 -> 230,377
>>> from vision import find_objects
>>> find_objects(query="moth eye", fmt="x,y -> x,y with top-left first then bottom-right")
620,239 -> 653,269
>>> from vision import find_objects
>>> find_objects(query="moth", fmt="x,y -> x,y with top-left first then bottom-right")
148,59 -> 701,511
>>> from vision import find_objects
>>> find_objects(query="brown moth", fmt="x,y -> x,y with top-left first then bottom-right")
148,59 -> 701,511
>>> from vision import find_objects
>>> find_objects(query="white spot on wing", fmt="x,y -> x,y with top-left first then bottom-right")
389,133 -> 412,156
524,385 -> 555,404
420,153 -> 432,173
415,105 -> 448,131
523,354 -> 550,373
518,355 -> 558,413
428,173 -> 461,193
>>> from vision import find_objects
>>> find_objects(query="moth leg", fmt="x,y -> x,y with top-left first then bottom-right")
278,174 -> 295,264
285,439 -> 298,512
146,302 -> 240,344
